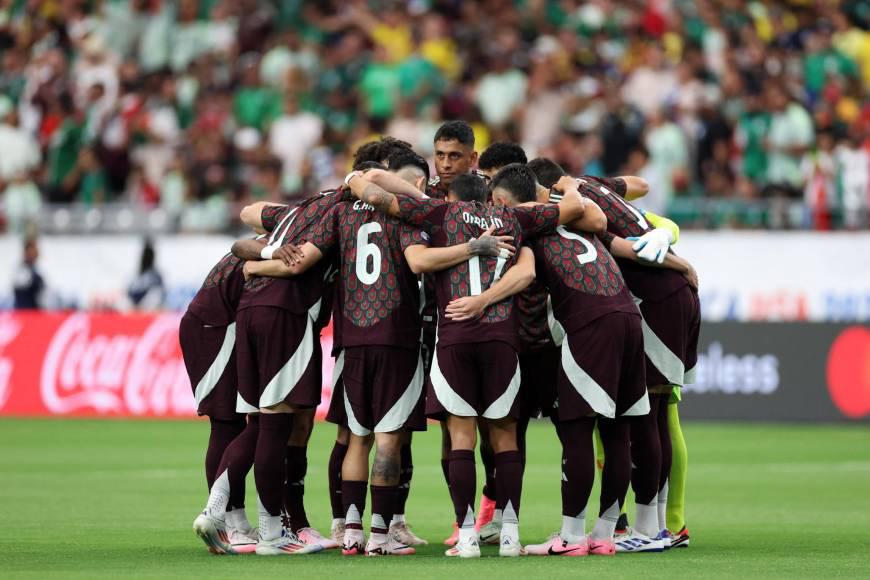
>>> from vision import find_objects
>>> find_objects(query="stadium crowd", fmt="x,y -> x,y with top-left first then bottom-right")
0,0 -> 868,233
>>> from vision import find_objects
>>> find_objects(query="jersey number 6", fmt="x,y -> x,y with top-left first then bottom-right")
355,222 -> 382,285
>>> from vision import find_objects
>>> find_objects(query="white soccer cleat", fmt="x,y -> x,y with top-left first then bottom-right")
445,534 -> 481,558
342,527 -> 366,556
389,521 -> 428,546
227,527 -> 258,554
331,520 -> 346,545
255,528 -> 324,556
614,528 -> 666,553
365,536 -> 416,556
479,520 -> 502,545
498,534 -> 526,557
297,527 -> 340,550
193,510 -> 235,555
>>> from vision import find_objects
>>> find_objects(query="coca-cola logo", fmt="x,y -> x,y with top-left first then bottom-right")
40,313 -> 196,416
0,314 -> 22,411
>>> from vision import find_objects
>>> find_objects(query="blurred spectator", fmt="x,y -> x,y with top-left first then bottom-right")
128,239 -> 165,310
766,84 -> 815,195
13,236 -> 45,310
269,93 -> 323,194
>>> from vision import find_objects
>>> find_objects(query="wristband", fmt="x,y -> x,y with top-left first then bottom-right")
260,245 -> 276,260
344,170 -> 362,185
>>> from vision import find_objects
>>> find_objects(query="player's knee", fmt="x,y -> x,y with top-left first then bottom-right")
336,426 -> 350,445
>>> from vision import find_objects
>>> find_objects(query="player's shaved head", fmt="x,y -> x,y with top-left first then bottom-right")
490,163 -> 537,206
448,173 -> 487,203
478,142 -> 528,178
527,157 -> 567,189
387,149 -> 430,183
433,120 -> 477,186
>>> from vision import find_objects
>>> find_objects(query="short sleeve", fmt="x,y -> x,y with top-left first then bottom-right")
579,182 -> 648,238
399,224 -> 429,250
585,175 -> 627,198
305,204 -> 340,253
513,204 -> 560,238
397,195 -> 448,233
261,204 -> 289,232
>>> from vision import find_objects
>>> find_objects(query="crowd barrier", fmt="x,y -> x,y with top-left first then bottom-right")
0,312 -> 866,422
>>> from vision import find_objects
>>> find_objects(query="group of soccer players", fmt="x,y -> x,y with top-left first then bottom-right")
181,120 -> 700,559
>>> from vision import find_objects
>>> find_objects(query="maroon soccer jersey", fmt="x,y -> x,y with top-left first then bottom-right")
186,252 -> 245,326
573,180 -> 688,302
306,200 -> 428,350
530,225 -> 637,334
515,280 -> 556,353
397,195 -> 560,348
420,181 -> 449,328
237,189 -> 349,314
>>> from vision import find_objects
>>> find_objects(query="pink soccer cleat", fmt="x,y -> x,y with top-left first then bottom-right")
475,495 -> 496,531
443,522 -> 459,546
588,537 -> 616,556
297,527 -> 340,550
526,535 -> 588,556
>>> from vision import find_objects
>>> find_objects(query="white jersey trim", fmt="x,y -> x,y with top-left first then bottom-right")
560,338 -> 616,418
259,298 -> 322,408
194,322 -> 236,407
482,355 -> 521,419
374,353 -> 424,432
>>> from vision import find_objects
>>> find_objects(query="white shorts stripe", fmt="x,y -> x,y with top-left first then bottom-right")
633,293 -> 686,386
374,353 -> 424,433
560,339 -> 616,419
331,350 -> 345,389
259,299 -> 321,409
194,322 -> 236,407
622,391 -> 650,416
344,387 -> 371,437
431,349 -> 477,417
236,392 -> 258,414
547,296 -> 566,347
482,355 -> 521,419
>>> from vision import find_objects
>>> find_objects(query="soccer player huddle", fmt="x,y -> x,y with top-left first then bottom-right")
182,120 -> 699,559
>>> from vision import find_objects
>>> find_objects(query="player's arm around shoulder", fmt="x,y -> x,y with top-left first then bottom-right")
444,247 -> 536,322
599,232 -> 698,289
566,195 -> 607,235
347,172 -> 401,217
239,201 -> 285,233
243,242 -> 324,280
403,224 -> 516,275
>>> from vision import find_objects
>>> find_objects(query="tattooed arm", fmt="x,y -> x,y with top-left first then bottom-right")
348,174 -> 401,216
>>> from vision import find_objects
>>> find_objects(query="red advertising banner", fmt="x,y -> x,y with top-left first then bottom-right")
0,312 -> 336,419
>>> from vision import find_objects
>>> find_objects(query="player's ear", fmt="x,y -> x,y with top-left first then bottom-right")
470,150 -> 479,165
415,175 -> 425,191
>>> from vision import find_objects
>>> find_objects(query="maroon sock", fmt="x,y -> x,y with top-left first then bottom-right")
629,406 -> 662,505
206,418 -> 245,490
370,484 -> 397,534
342,480 -> 368,530
440,458 -> 451,489
517,416 -> 530,472
216,415 -> 258,510
480,442 -> 496,500
395,443 -> 413,515
656,394 -> 672,492
448,450 -> 476,528
598,418 -> 631,517
328,441 -> 348,519
494,451 -> 523,524
254,414 -> 294,516
283,445 -> 310,531
559,418 -> 595,517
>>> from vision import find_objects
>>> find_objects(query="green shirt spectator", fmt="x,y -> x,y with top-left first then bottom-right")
359,48 -> 401,119
47,118 -> 84,190
736,109 -> 772,183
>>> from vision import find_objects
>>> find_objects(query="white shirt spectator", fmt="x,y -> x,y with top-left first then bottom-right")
475,69 -> 528,128
269,111 -> 323,184
0,122 -> 40,182
768,103 -> 814,187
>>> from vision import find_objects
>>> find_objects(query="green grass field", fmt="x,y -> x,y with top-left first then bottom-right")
1,419 -> 868,578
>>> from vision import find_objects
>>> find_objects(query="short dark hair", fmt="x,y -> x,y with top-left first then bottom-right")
527,157 -> 567,189
387,148 -> 430,183
434,120 -> 475,147
490,163 -> 537,203
478,142 -> 527,171
449,173 -> 487,203
352,136 -> 413,169
354,161 -> 384,172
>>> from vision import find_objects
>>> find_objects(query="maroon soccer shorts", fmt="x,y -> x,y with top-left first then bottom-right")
339,345 -> 425,436
518,347 -> 560,419
637,285 -> 701,388
179,311 -> 242,421
235,306 -> 322,412
556,311 -> 648,422
325,350 -> 348,427
427,341 -> 521,420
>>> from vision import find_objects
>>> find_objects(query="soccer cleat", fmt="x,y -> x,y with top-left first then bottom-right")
498,534 -> 526,557
297,527 -> 340,550
478,519 -> 502,545
655,529 -> 673,550
526,534 -> 588,556
588,538 -> 616,556
445,534 -> 481,558
389,521 -> 428,546
670,527 -> 690,548
342,528 -> 366,556
193,510 -> 236,555
331,520 -> 346,545
614,528 -> 666,553
475,495 -> 496,530
615,513 -> 629,536
365,536 -> 416,556
228,527 -> 258,554
443,522 -> 459,546
255,528 -> 323,556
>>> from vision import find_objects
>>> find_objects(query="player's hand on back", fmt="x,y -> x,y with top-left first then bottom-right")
468,225 -> 516,258
273,243 -> 305,267
445,295 -> 489,321
683,263 -> 699,289
629,228 -> 674,264
242,261 -> 258,281
553,175 -> 578,193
